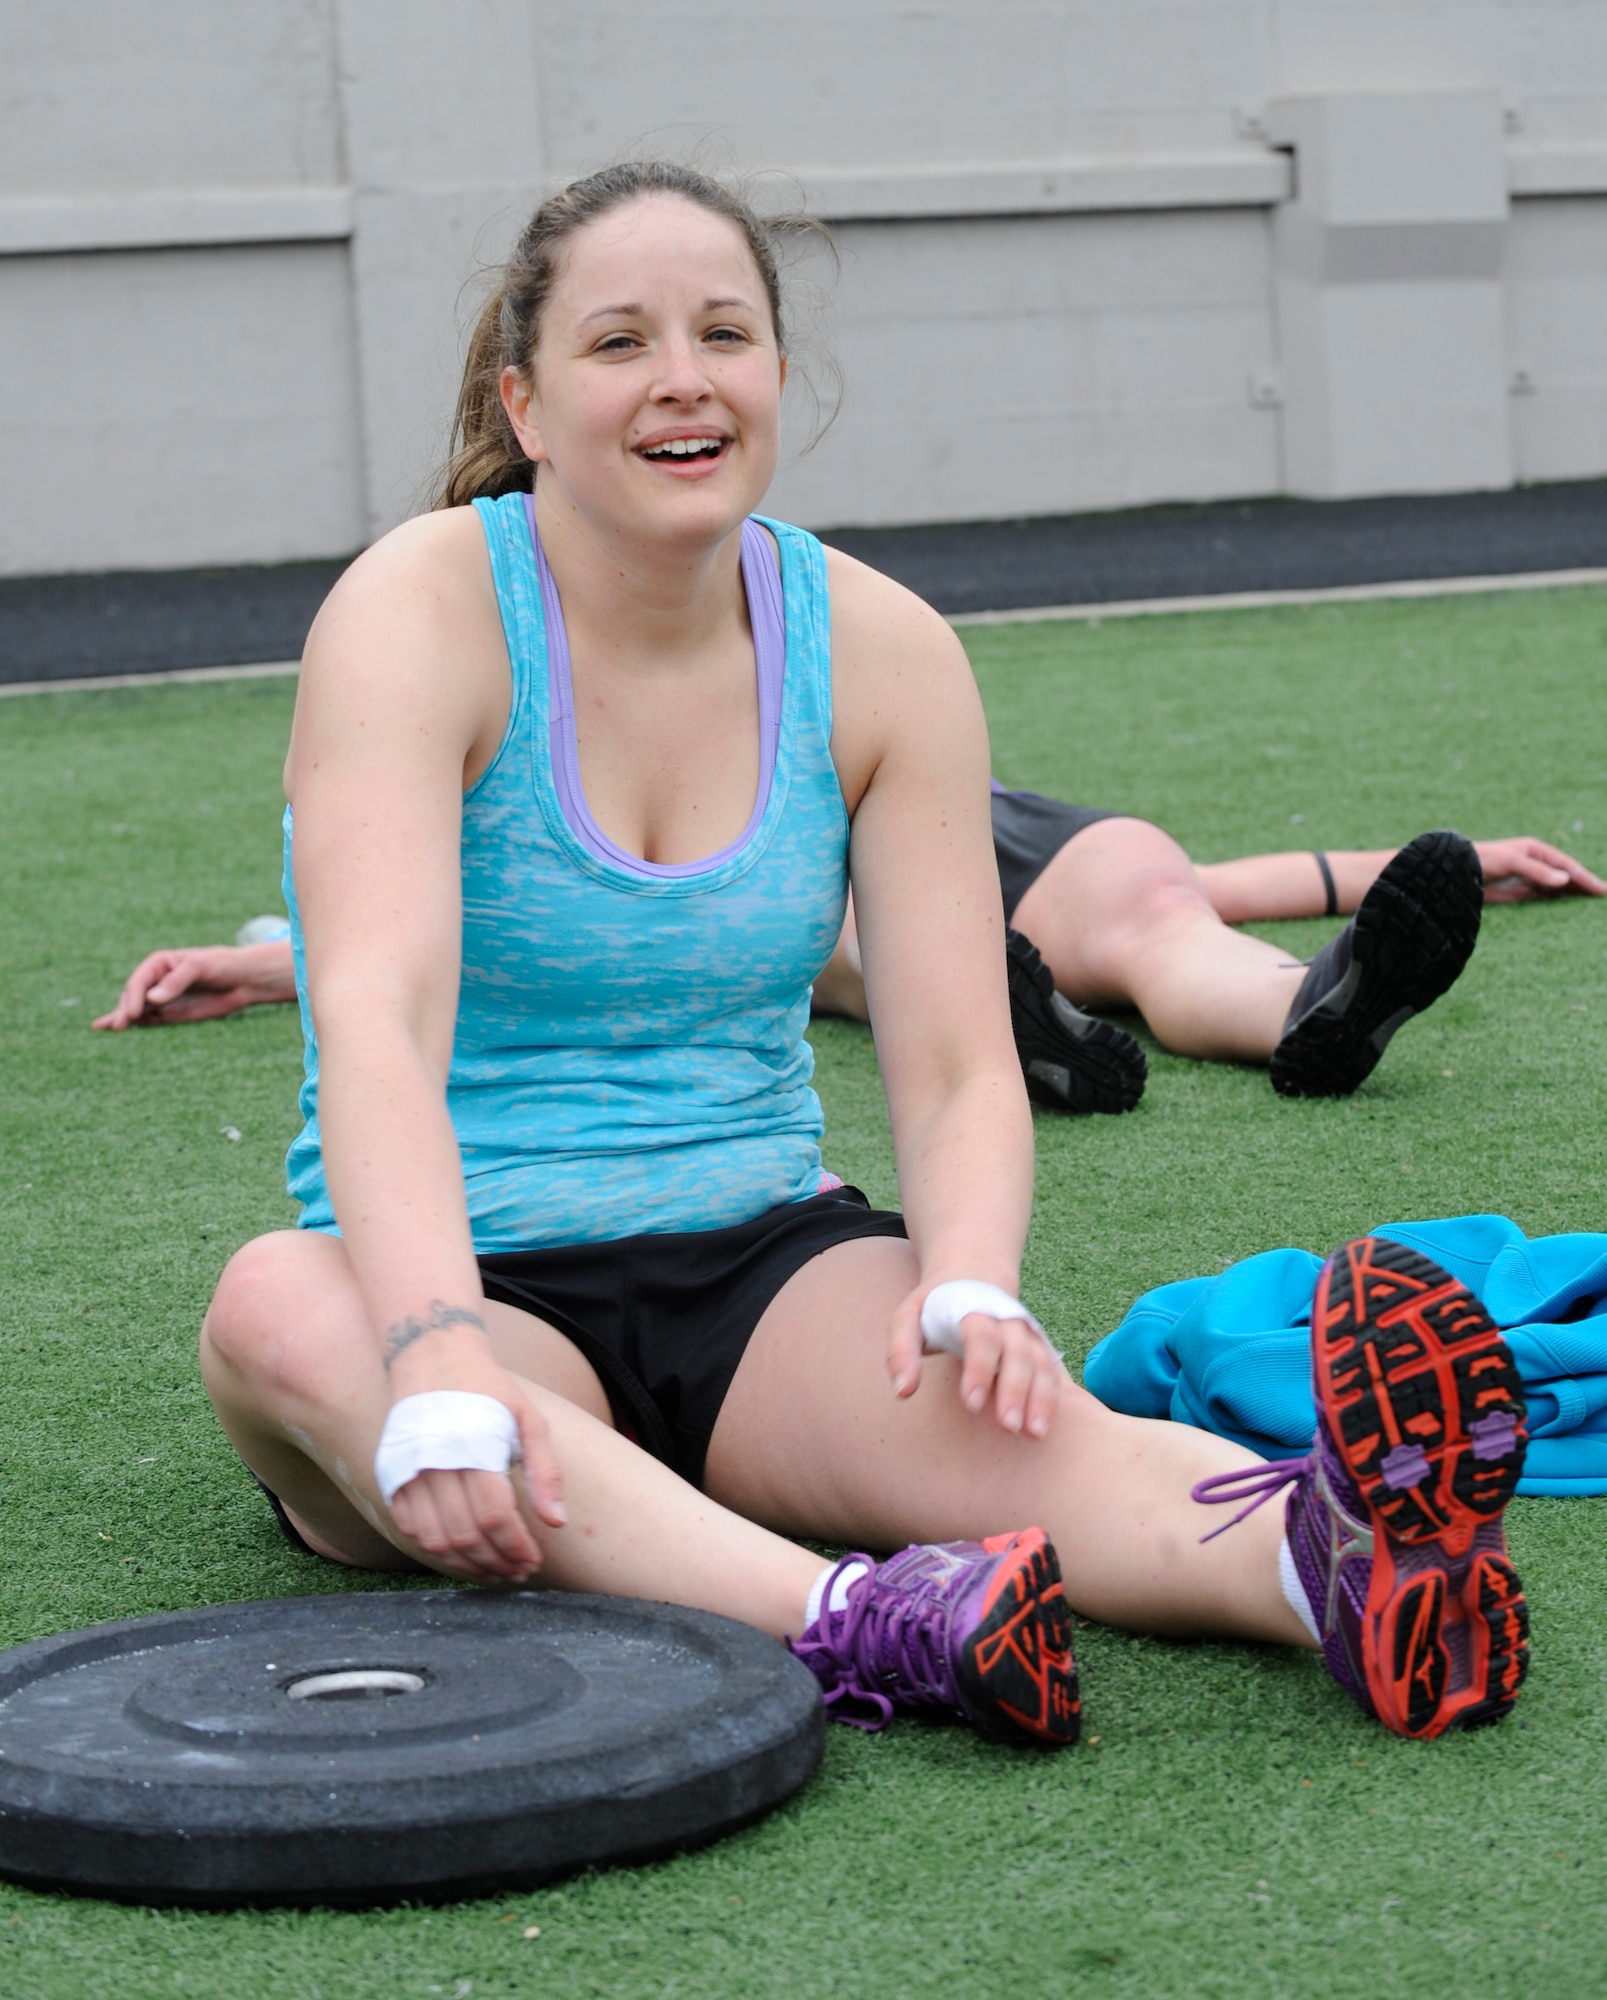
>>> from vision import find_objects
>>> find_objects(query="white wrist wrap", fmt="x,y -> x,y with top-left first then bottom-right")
374,1391 -> 520,1506
919,1280 -> 1058,1360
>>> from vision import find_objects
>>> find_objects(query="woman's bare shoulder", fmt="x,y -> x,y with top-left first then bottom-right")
823,544 -> 976,718
819,545 -> 983,804
294,506 -> 508,760
821,543 -> 958,652
319,506 -> 493,624
303,508 -> 505,683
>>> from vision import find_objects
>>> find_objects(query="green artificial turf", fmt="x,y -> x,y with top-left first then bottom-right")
3,586 -> 1606,1998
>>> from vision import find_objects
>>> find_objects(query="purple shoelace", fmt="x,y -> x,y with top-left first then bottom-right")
1193,1410 -> 1520,1547
1190,1456 -> 1313,1542
789,1554 -> 960,1732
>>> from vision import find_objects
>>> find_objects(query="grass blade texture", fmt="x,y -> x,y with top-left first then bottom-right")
2,586 -> 1605,1999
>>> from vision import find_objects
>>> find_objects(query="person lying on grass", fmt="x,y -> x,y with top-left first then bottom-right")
95,817 -> 1602,1113
196,161 -> 1532,1747
814,816 -> 1603,1110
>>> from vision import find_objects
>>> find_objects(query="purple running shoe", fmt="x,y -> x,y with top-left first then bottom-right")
790,1528 -> 1079,1746
1192,1236 -> 1529,1738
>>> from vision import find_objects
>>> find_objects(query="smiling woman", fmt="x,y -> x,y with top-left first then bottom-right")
196,160 -> 1531,1756
435,162 -> 825,512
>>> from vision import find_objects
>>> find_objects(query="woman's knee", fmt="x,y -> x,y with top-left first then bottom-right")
1018,821 -> 1212,988
1081,859 -> 1222,991
200,1230 -> 351,1394
1121,864 -> 1219,937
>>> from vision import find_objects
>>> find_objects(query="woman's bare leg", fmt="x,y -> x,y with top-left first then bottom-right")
200,1230 -> 826,1635
1010,818 -> 1305,1062
814,842 -> 1317,1059
706,1236 -> 1314,1648
811,824 -> 1315,1059
205,1232 -> 1310,1654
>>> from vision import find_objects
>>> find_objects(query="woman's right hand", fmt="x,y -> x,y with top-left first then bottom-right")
385,1371 -> 566,1584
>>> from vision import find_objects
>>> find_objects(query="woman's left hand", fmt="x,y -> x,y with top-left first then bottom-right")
1474,837 -> 1607,903
888,1285 -> 1068,1439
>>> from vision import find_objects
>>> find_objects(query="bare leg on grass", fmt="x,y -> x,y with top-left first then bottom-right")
1009,818 -> 1303,1062
202,1230 -> 1311,1651
811,824 -> 1305,1061
200,1230 -> 825,1636
706,1236 -> 1314,1648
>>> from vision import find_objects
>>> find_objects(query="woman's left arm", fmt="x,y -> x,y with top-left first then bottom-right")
826,551 -> 1063,1440
1200,836 -> 1607,922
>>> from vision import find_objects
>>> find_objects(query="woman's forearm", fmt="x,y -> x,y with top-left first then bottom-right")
887,1058 -> 1061,1436
1192,836 -> 1604,926
314,1004 -> 491,1384
1195,849 -> 1395,925
892,1065 -> 1035,1293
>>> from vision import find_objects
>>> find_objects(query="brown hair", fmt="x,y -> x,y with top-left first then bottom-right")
434,161 -> 825,509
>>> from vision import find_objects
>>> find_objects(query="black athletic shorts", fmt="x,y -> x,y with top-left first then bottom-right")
477,1187 -> 908,1487
256,1187 -> 907,1557
991,788 -> 1120,921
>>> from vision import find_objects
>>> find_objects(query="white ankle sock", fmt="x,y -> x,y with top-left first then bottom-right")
1278,1534 -> 1320,1644
806,1559 -> 871,1630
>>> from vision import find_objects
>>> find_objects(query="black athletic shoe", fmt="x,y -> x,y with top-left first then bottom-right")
1269,830 -> 1483,1099
1006,927 -> 1146,1114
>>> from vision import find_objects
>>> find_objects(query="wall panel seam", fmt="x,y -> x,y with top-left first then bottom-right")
4,144 -> 1603,257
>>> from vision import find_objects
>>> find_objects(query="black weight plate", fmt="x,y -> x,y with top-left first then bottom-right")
0,1591 -> 824,1906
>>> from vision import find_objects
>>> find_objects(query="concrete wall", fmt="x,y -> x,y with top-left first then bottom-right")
3,0 -> 1606,575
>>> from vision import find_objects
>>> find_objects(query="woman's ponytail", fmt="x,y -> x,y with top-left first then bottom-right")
436,288 -> 531,509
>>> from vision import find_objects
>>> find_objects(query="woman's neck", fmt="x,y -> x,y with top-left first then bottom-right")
531,478 -> 751,677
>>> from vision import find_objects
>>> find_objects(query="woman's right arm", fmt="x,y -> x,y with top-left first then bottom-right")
288,512 -> 563,1579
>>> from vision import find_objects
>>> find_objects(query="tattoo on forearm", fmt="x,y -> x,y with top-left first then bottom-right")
382,1300 -> 487,1369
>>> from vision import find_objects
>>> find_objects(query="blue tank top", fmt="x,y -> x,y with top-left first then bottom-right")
283,493 -> 850,1251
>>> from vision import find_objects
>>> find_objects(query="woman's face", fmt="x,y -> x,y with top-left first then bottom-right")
502,194 -> 786,548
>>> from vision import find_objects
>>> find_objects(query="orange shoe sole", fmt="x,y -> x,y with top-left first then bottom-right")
1314,1238 -> 1529,1737
961,1528 -> 1080,1746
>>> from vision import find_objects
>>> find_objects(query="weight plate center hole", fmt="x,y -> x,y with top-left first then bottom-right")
285,1669 -> 427,1701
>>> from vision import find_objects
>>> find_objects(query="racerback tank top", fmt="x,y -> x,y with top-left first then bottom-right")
282,492 -> 850,1251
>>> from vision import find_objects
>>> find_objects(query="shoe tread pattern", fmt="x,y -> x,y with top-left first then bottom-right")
1006,930 -> 1145,1116
1319,1238 -> 1526,1541
1316,1237 -> 1529,1736
1271,830 -> 1483,1098
961,1530 -> 1080,1746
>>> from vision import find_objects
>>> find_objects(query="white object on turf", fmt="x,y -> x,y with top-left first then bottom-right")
235,914 -> 292,947
919,1280 -> 1059,1361
374,1391 -> 520,1505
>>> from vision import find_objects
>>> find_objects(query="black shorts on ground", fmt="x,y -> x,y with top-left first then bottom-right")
991,789 -> 1120,919
478,1188 -> 908,1486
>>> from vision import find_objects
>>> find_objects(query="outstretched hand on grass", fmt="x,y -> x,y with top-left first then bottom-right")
92,941 -> 298,1030
1474,837 -> 1607,904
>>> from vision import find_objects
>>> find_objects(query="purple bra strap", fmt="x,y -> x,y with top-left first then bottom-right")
525,495 -> 785,879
